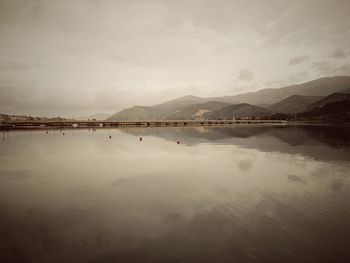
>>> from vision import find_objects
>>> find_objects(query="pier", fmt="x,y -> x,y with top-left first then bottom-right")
0,120 -> 287,130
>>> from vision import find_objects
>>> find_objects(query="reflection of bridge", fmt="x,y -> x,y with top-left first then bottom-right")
0,120 -> 287,130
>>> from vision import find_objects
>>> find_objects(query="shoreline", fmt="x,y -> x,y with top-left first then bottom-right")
0,119 -> 287,130
1,120 -> 349,131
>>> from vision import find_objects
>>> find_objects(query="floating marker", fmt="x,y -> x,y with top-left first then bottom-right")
63,132 -> 65,135
139,137 -> 142,141
177,141 -> 180,144
46,131 -> 48,134
109,135 -> 112,139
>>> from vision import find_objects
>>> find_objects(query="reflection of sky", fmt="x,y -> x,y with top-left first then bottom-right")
0,127 -> 350,262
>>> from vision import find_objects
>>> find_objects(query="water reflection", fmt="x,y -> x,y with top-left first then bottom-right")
122,125 -> 350,162
0,125 -> 350,262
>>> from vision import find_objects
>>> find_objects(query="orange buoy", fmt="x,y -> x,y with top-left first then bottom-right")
139,137 -> 142,141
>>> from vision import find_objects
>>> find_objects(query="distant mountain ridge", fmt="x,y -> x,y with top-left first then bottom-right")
109,95 -> 212,120
108,76 -> 350,121
214,76 -> 350,105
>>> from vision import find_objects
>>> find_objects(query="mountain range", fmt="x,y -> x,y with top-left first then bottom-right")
204,103 -> 273,119
296,93 -> 350,122
107,76 -> 350,122
306,92 -> 350,111
267,95 -> 323,114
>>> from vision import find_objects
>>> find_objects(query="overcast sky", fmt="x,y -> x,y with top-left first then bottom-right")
1,0 -> 350,117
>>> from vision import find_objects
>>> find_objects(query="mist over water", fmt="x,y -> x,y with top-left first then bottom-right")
0,125 -> 350,262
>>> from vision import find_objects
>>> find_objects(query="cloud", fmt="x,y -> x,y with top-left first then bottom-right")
330,48 -> 347,59
0,0 -> 350,116
312,61 -> 333,74
0,83 -> 128,116
312,60 -> 350,75
224,68 -> 263,94
237,68 -> 254,82
266,71 -> 310,89
288,56 -> 310,65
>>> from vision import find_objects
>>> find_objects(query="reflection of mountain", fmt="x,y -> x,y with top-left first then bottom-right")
121,125 -> 350,162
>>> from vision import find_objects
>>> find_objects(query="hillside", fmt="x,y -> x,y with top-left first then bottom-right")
306,93 -> 350,111
204,103 -> 274,120
167,101 -> 231,120
108,95 -> 210,120
108,106 -> 160,120
268,95 -> 323,114
297,100 -> 350,122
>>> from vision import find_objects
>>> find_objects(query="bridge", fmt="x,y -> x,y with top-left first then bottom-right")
0,119 -> 287,130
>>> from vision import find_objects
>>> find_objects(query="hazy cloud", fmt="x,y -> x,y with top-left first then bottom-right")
225,68 -> 263,94
312,61 -> 334,74
312,61 -> 350,75
332,64 -> 350,75
330,48 -> 347,59
237,68 -> 254,82
266,71 -> 310,89
0,0 -> 349,116
288,56 -> 310,65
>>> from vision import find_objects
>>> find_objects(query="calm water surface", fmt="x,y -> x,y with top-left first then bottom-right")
0,125 -> 350,263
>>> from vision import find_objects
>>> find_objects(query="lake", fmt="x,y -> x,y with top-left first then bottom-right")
1,125 -> 350,262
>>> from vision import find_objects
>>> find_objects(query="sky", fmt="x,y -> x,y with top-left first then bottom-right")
0,0 -> 350,117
